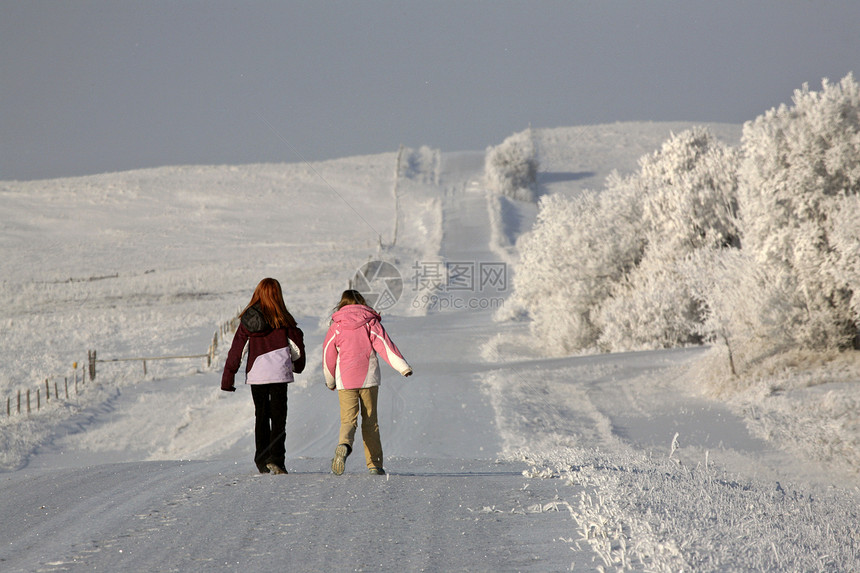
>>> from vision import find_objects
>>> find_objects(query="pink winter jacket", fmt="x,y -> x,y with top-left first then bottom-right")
323,305 -> 412,390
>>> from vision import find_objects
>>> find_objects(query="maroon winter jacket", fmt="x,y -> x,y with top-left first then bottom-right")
221,305 -> 306,391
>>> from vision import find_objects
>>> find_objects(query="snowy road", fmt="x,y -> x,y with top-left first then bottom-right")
1,458 -> 585,572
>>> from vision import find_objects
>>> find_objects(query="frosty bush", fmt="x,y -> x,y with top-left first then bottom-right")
515,127 -> 740,354
682,247 -> 800,376
737,73 -> 860,352
598,129 -> 740,351
512,75 -> 860,364
598,242 -> 704,351
397,145 -> 440,184
829,195 -> 860,325
638,128 -> 740,253
484,129 -> 539,202
514,174 -> 644,353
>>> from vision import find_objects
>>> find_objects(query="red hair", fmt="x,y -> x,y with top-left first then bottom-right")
242,278 -> 297,329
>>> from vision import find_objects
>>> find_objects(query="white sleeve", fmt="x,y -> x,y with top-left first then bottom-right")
288,338 -> 301,362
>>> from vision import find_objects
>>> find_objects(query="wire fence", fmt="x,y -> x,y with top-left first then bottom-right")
3,314 -> 239,419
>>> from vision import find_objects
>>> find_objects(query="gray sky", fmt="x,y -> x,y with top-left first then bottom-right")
1,1 -> 857,181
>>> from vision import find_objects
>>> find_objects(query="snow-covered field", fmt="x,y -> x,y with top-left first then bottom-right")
1,122 -> 858,571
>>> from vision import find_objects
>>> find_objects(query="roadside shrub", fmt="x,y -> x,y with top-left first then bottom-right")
485,129 -> 539,202
514,173 -> 643,353
598,128 -> 740,351
511,74 -> 860,362
737,73 -> 860,352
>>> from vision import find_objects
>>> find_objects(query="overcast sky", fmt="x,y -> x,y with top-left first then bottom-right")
1,1 -> 857,181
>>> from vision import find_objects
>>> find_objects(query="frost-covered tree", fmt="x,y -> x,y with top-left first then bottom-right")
829,195 -> 860,330
737,73 -> 860,351
512,75 -> 860,360
638,127 -> 740,252
598,242 -> 703,351
513,174 -> 644,354
597,128 -> 740,351
484,129 -> 539,202
397,145 -> 440,184
514,128 -> 741,355
682,247 -> 799,375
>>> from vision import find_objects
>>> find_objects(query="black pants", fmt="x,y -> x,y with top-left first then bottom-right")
250,383 -> 288,471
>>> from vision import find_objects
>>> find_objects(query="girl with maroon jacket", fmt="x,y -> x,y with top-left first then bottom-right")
222,278 -> 305,475
323,290 -> 412,475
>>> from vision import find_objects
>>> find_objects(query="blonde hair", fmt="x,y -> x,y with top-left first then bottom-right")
242,278 -> 297,328
334,289 -> 368,311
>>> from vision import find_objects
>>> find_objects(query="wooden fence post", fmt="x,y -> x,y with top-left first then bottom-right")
18,390 -> 21,414
45,378 -> 50,402
88,350 -> 96,381
36,388 -> 40,411
27,389 -> 31,413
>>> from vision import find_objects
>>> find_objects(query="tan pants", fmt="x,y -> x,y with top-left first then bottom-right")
337,386 -> 383,469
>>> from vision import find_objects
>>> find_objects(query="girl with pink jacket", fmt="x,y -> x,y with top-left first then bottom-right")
323,290 -> 412,475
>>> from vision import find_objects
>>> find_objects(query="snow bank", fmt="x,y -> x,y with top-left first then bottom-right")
517,446 -> 859,572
